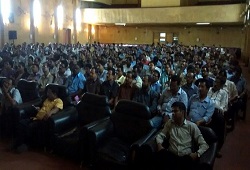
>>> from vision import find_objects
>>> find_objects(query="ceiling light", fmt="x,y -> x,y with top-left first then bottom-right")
115,23 -> 126,26
196,23 -> 210,25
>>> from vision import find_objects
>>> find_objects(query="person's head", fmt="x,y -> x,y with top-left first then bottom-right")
116,66 -> 124,77
213,76 -> 223,91
3,60 -> 12,69
212,64 -> 220,77
72,64 -> 80,76
201,65 -> 209,78
59,60 -> 68,74
125,71 -> 133,85
234,66 -> 242,79
47,86 -> 59,101
90,67 -> 97,80
142,75 -> 151,92
42,62 -> 49,74
148,61 -> 155,71
97,61 -> 105,72
198,78 -> 210,97
171,101 -> 186,124
107,68 -> 116,81
152,70 -> 160,83
170,75 -> 181,95
17,62 -> 25,72
185,72 -> 195,85
31,64 -> 39,74
194,63 -> 201,74
3,78 -> 14,90
218,69 -> 227,86
165,63 -> 171,73
85,63 -> 92,74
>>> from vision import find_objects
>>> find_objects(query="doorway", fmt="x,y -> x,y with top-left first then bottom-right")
64,28 -> 71,44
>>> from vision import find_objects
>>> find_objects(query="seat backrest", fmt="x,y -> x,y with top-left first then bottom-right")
111,100 -> 154,144
77,92 -> 111,126
198,126 -> 218,145
44,83 -> 71,108
17,79 -> 40,103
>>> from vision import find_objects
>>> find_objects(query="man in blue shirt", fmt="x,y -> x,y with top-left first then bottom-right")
188,78 -> 215,126
158,75 -> 188,124
67,64 -> 86,101
182,72 -> 198,100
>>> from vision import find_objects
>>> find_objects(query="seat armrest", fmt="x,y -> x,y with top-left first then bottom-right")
131,128 -> 158,149
14,99 -> 42,119
82,116 -> 110,131
49,106 -> 78,136
199,142 -> 218,169
87,118 -> 113,145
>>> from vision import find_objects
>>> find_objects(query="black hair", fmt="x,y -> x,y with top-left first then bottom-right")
170,75 -> 181,86
153,70 -> 160,78
47,86 -> 59,96
108,68 -> 116,75
172,101 -> 186,113
198,78 -> 210,89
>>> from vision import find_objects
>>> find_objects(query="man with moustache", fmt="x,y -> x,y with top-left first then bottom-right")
133,75 -> 159,128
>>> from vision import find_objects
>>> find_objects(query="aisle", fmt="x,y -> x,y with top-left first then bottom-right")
214,63 -> 250,170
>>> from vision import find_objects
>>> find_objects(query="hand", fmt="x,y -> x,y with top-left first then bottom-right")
157,144 -> 165,152
189,152 -> 198,161
195,120 -> 204,126
163,114 -> 170,124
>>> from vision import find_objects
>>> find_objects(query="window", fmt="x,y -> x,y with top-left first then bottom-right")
1,0 -> 11,24
160,33 -> 166,37
57,5 -> 63,29
33,0 -> 41,27
75,8 -> 81,31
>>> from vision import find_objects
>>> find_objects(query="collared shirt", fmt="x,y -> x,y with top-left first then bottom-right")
36,98 -> 63,120
150,80 -> 162,94
38,72 -> 54,89
207,87 -> 228,112
118,83 -> 136,100
85,77 -> 101,94
156,119 -> 209,157
54,73 -> 68,86
1,87 -> 23,108
100,80 -> 119,103
230,76 -> 247,95
116,75 -> 126,86
132,88 -> 158,114
133,76 -> 142,89
27,72 -> 41,82
67,72 -> 86,95
189,94 -> 215,123
158,87 -> 188,118
99,69 -> 108,84
181,83 -> 198,99
222,80 -> 238,99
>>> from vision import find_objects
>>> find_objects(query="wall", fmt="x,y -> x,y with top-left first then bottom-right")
0,0 -> 89,46
82,4 -> 244,24
141,0 -> 181,7
97,25 -> 245,49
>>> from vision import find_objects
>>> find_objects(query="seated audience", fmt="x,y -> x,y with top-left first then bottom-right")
188,78 -> 215,126
10,86 -> 63,153
155,101 -> 209,170
100,68 -> 119,109
157,75 -> 188,124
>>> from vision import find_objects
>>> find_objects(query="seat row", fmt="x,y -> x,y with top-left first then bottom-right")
1,79 -> 218,170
